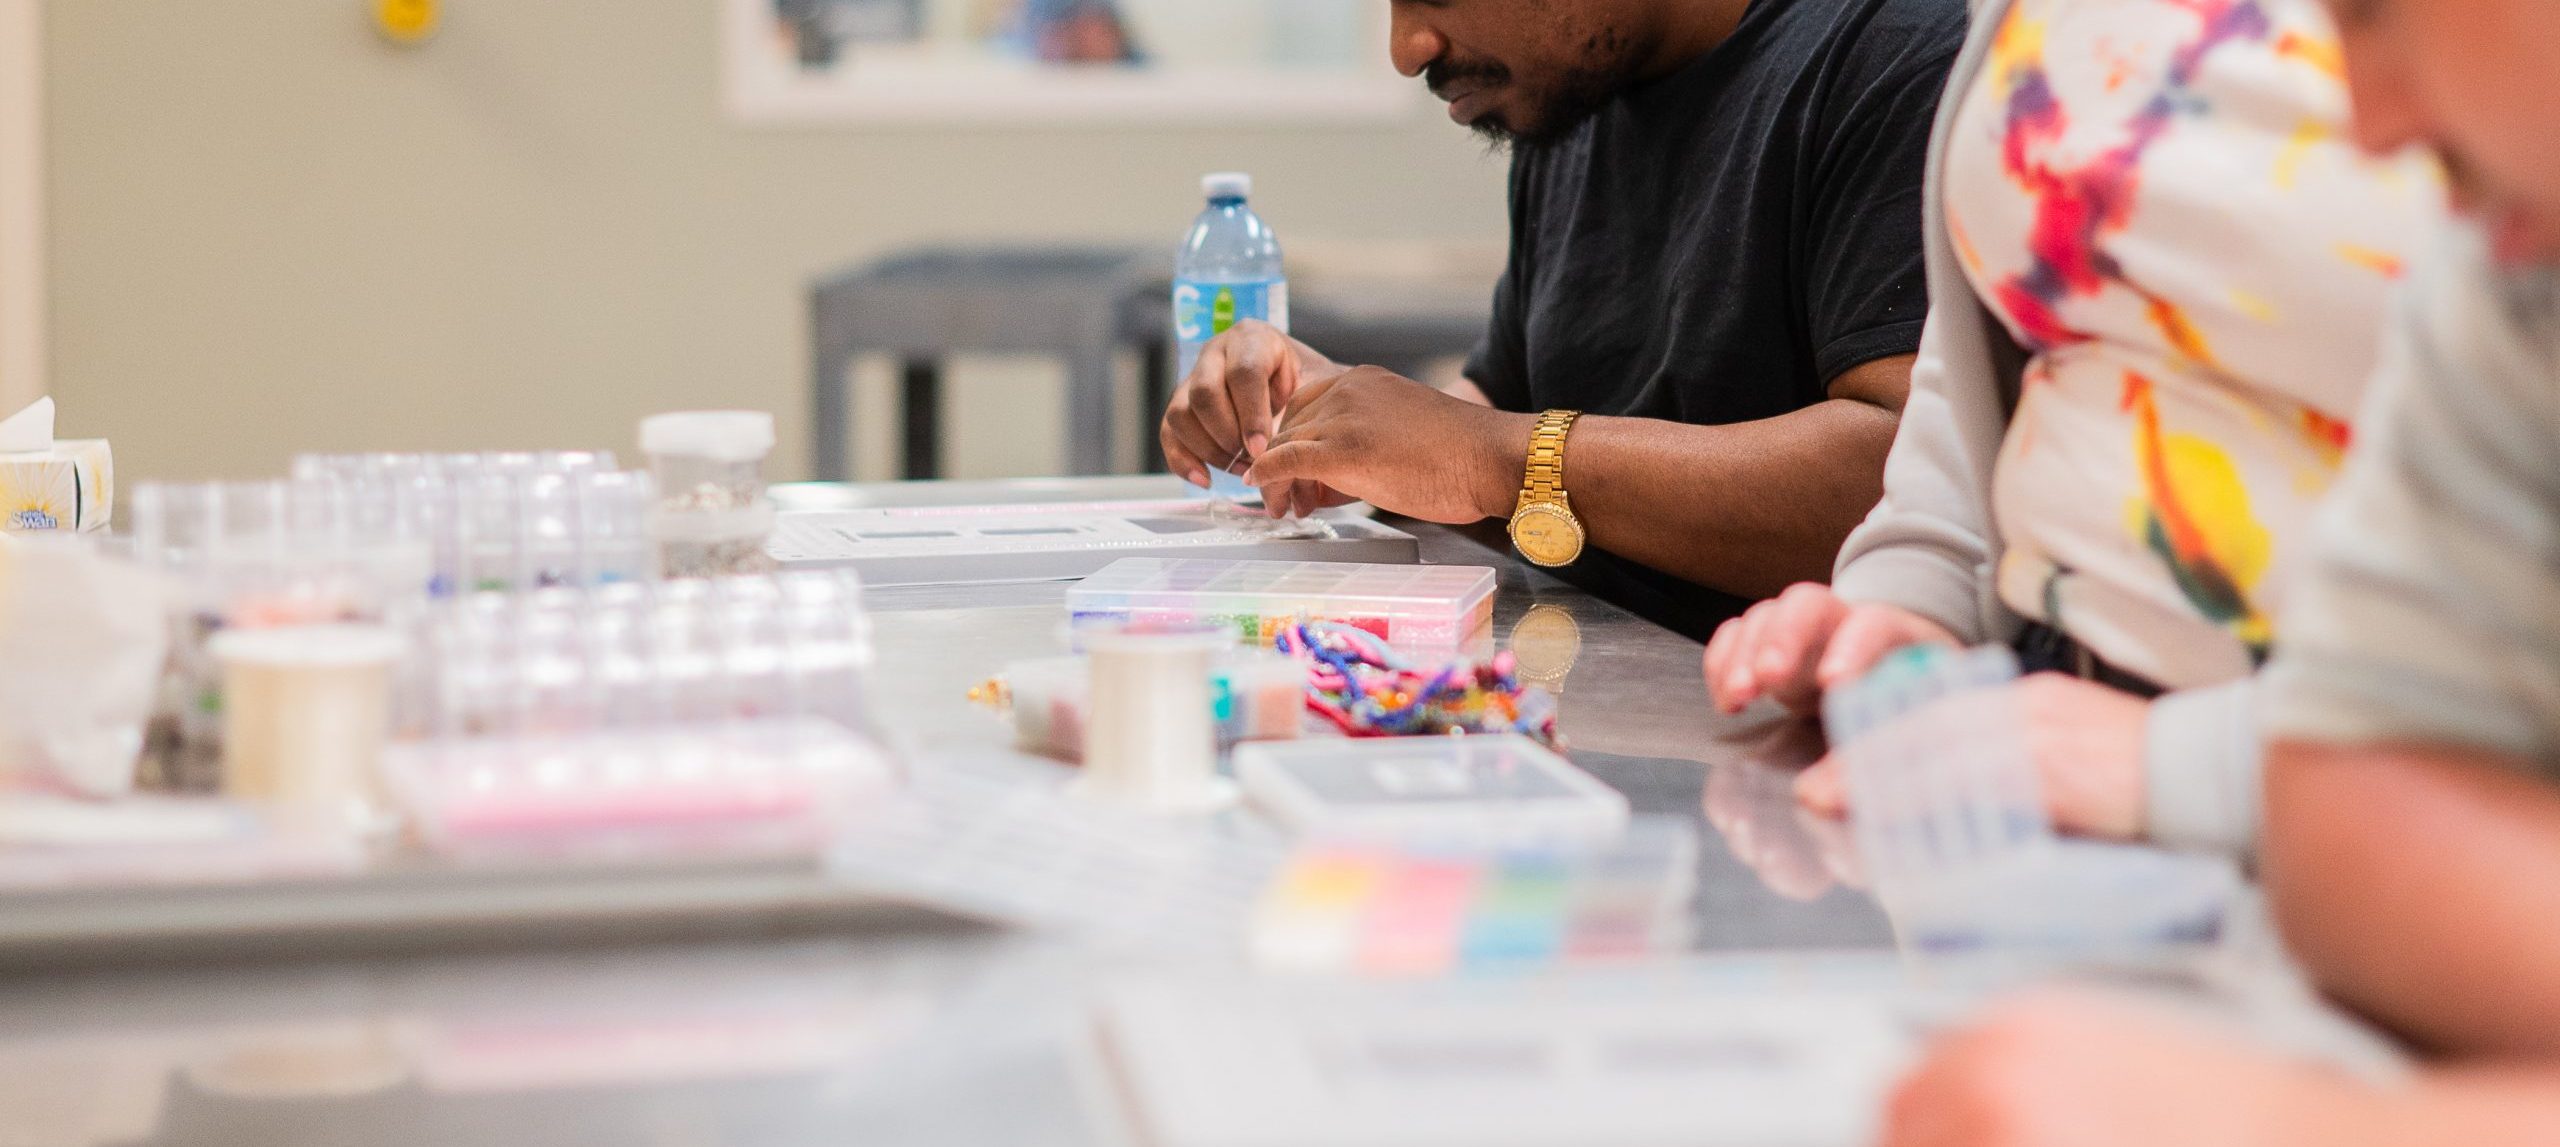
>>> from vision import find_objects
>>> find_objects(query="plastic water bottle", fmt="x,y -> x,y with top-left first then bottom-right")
1174,172 -> 1288,501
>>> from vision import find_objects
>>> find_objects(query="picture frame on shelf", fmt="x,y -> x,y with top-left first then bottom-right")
722,0 -> 1414,125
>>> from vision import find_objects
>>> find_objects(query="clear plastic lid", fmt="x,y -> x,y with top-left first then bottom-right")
639,411 -> 777,463
291,451 -> 617,483
1068,558 -> 1496,650
1235,734 -> 1628,844
210,624 -> 408,673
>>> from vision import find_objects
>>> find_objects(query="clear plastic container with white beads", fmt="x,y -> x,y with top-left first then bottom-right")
642,411 -> 777,579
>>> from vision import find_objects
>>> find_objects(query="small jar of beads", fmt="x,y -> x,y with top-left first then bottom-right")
641,411 -> 777,579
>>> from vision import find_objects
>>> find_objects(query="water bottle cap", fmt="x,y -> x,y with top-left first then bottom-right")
1201,172 -> 1252,201
640,410 -> 775,462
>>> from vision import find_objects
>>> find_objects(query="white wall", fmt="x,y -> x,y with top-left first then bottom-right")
43,0 -> 1508,481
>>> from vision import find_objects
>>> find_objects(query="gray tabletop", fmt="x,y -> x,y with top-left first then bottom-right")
0,482 -> 1897,1147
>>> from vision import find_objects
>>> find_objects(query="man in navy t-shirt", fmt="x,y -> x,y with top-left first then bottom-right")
1160,0 -> 1965,641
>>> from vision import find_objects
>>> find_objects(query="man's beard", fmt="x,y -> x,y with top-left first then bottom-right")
1429,59 -> 1632,153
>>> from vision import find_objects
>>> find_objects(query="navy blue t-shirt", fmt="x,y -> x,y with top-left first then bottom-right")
1466,0 -> 1966,642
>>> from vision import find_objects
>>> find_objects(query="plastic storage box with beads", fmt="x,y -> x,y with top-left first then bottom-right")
1067,559 -> 1498,653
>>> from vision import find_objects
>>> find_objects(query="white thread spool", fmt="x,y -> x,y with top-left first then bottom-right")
210,624 -> 405,837
1073,624 -> 1238,813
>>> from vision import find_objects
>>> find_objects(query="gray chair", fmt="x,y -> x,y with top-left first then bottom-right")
809,248 -> 1165,481
810,246 -> 1492,481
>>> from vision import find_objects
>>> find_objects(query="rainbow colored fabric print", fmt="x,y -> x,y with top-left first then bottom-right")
1944,0 -> 2439,688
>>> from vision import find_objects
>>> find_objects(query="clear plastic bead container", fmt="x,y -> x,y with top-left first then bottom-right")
1247,818 -> 1700,976
291,450 -> 618,485
135,471 -> 657,600
411,569 -> 876,741
441,470 -> 657,594
1067,558 -> 1497,653
1234,733 -> 1630,845
128,471 -> 660,789
128,480 -> 437,790
382,716 -> 898,863
641,411 -> 777,579
389,569 -> 888,862
1823,644 -> 2243,958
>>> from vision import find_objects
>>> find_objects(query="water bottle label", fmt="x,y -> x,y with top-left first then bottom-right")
1174,280 -> 1289,346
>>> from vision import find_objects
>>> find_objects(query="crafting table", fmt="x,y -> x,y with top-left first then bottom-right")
0,478 -> 2364,1147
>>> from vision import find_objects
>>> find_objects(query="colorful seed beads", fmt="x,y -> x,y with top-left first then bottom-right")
1247,821 -> 1698,976
1278,621 -> 1559,744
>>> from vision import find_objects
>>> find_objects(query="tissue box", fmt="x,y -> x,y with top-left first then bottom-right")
0,440 -> 114,534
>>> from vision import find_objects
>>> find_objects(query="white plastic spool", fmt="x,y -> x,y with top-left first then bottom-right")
1072,623 -> 1238,814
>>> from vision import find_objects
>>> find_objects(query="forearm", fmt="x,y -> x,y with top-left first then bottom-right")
1472,399 -> 1899,599
2264,740 -> 2560,1057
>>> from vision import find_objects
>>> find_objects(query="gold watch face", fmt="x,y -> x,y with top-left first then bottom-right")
1510,503 -> 1586,568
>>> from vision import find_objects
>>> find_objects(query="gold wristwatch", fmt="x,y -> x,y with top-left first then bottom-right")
1508,410 -> 1586,568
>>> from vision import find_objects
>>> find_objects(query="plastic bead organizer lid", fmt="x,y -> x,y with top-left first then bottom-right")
1070,559 -> 1496,623
640,411 -> 776,463
210,624 -> 408,669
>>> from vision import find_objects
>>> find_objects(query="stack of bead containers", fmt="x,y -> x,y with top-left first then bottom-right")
130,478 -> 433,788
128,449 -> 897,864
387,570 -> 896,862
1067,559 -> 1499,655
288,451 -> 656,594
129,453 -> 657,785
415,571 -> 874,737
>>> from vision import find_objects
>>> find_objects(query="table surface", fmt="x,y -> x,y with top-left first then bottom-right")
0,480 -> 1896,1147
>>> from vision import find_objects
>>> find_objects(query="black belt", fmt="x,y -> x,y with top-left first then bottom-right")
2015,622 -> 2166,700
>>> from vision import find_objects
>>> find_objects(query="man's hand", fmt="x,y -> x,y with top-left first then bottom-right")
1883,993 -> 2364,1147
1796,673 -> 2152,840
1245,367 -> 1536,522
1159,320 -> 1345,488
1704,584 -> 1961,715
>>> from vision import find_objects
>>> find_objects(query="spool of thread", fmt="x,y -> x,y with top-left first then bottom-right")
1073,623 -> 1237,813
209,625 -> 405,837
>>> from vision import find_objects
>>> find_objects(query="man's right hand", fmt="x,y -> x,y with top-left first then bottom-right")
1703,583 -> 1960,715
1160,320 -> 1344,488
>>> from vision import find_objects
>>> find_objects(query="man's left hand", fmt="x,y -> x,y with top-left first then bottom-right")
1244,367 -> 1534,522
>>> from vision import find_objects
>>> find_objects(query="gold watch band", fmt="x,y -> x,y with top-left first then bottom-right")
1522,410 -> 1581,504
